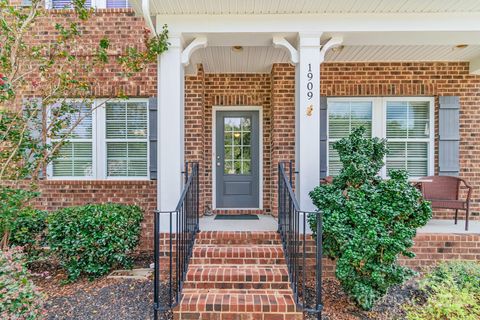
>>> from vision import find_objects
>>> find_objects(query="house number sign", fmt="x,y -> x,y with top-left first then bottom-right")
306,63 -> 314,116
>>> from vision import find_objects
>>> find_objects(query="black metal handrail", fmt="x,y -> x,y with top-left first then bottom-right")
278,161 -> 323,319
153,162 -> 200,320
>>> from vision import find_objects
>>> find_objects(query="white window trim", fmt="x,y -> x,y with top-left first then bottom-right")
326,96 -> 435,179
47,98 -> 150,180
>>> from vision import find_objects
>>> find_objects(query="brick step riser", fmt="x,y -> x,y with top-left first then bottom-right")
174,313 -> 303,320
190,258 -> 286,265
183,282 -> 290,289
185,276 -> 289,283
195,240 -> 282,245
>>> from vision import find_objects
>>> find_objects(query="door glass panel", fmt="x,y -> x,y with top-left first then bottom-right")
224,117 -> 252,175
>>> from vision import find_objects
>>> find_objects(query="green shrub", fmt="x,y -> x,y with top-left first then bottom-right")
47,203 -> 143,281
0,186 -> 39,250
405,261 -> 480,320
9,208 -> 49,263
0,247 -> 45,319
308,127 -> 432,310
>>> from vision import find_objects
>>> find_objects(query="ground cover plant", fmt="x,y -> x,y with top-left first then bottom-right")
405,261 -> 480,320
0,247 -> 45,319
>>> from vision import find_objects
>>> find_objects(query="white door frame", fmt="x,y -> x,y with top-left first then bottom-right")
212,106 -> 263,210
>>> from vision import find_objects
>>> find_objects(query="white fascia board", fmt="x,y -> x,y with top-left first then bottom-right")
470,55 -> 480,74
159,12 -> 480,34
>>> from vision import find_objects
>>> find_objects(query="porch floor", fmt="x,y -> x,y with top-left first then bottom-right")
418,219 -> 480,234
199,215 -> 480,234
199,214 -> 277,231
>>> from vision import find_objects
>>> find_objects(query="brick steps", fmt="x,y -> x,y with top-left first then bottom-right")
184,265 -> 290,289
195,231 -> 281,245
173,231 -> 303,320
190,245 -> 286,265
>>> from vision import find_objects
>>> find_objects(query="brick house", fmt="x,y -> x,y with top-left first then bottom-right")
10,1 -> 480,318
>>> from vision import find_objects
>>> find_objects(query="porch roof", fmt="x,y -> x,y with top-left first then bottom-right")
130,0 -> 480,74
135,0 -> 480,15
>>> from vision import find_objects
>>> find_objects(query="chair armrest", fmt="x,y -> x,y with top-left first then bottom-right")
459,178 -> 473,202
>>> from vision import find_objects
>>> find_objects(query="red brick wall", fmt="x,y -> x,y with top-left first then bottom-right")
183,65 -> 297,217
14,9 -> 157,101
183,62 -> 480,220
201,72 -> 273,214
270,64 -> 296,215
185,66 -> 206,214
4,9 -> 158,251
321,62 -> 480,220
321,233 -> 480,279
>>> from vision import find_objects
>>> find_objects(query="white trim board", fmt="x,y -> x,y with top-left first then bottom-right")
212,106 -> 264,211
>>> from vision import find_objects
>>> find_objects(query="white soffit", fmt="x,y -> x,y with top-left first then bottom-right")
146,0 -> 480,15
327,45 -> 480,62
186,45 -> 480,75
186,46 -> 290,74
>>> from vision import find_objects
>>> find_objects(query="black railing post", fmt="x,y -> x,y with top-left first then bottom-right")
153,211 -> 160,320
277,161 -> 322,319
316,211 -> 323,320
169,211 -> 173,308
153,162 -> 200,316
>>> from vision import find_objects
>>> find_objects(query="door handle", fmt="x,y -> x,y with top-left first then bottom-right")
217,162 -> 221,167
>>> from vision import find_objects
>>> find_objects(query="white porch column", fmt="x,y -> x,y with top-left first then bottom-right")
295,33 -> 322,212
158,35 -> 185,215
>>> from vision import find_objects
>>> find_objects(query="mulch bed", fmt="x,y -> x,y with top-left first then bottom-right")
304,278 -> 424,320
31,255 -> 173,320
31,256 -> 423,320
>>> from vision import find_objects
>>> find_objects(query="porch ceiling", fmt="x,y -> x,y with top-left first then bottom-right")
186,44 -> 480,75
130,0 -> 480,74
136,0 -> 480,15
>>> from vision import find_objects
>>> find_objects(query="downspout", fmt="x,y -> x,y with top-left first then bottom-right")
141,0 -> 157,35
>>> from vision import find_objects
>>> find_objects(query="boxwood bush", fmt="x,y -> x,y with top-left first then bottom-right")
309,127 -> 432,310
0,247 -> 45,320
47,203 -> 143,281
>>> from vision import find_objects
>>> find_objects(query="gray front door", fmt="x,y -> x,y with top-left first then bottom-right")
215,111 -> 260,208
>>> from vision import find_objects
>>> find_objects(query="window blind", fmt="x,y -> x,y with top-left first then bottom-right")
386,101 -> 430,177
105,101 -> 148,177
52,102 -> 93,177
328,100 -> 372,176
51,0 -> 130,9
51,0 -> 92,9
106,0 -> 131,8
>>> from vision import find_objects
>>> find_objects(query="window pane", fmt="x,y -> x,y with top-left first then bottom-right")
107,142 -> 148,177
52,0 -> 91,9
106,101 -> 148,139
106,0 -> 131,8
387,101 -> 430,139
328,100 -> 372,176
127,102 -> 148,139
329,101 -> 372,139
386,142 -> 428,177
53,102 -> 93,139
52,142 -> 92,177
328,143 -> 342,176
224,117 -> 252,175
